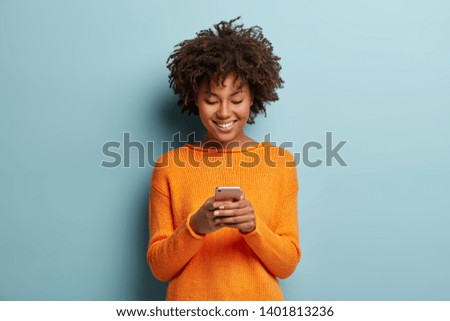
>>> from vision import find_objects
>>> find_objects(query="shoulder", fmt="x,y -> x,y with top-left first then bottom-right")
151,147 -> 189,193
152,146 -> 186,176
153,146 -> 190,168
261,143 -> 299,195
261,142 -> 298,168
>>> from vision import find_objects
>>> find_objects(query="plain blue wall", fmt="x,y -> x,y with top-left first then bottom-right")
1,0 -> 449,300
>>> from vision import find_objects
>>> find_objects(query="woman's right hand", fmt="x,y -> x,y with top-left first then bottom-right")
189,196 -> 227,235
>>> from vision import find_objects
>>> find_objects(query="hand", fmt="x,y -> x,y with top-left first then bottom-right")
189,196 -> 228,235
211,194 -> 256,233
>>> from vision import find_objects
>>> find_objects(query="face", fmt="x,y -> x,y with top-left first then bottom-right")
196,73 -> 254,149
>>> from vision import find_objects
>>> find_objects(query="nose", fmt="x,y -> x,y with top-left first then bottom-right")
216,101 -> 232,119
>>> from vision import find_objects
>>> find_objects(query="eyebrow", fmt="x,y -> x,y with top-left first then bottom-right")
203,90 -> 243,98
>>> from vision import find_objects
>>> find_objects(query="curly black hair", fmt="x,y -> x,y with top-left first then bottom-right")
166,16 -> 284,124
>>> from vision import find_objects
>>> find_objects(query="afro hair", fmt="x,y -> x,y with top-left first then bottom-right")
166,16 -> 284,124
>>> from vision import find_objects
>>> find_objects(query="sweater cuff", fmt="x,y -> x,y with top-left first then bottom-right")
185,213 -> 206,240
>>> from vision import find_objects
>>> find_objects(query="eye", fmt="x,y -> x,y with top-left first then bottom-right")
232,100 -> 243,105
205,100 -> 218,105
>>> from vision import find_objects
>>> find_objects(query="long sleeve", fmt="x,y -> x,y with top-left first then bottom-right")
242,188 -> 301,279
146,165 -> 205,282
242,155 -> 301,279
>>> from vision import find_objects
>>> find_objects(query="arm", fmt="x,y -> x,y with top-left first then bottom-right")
212,153 -> 301,279
219,150 -> 301,279
146,168 -> 205,282
242,188 -> 301,279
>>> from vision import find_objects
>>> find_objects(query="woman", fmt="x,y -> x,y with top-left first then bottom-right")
147,17 -> 301,300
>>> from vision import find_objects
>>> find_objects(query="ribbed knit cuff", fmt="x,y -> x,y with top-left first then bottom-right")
185,213 -> 206,240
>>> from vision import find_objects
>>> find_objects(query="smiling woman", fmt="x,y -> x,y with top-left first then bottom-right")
147,17 -> 300,301
195,73 -> 255,149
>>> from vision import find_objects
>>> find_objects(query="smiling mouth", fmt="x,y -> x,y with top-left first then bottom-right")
213,120 -> 237,129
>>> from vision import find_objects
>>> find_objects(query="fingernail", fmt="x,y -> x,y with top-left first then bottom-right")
214,210 -> 219,216
219,205 -> 224,209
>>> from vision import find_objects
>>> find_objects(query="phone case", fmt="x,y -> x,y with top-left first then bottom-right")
215,186 -> 242,201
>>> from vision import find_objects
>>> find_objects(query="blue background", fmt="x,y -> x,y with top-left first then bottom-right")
1,0 -> 449,300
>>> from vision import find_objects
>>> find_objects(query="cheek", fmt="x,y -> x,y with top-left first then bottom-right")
239,102 -> 252,119
197,105 -> 213,126
196,102 -> 207,117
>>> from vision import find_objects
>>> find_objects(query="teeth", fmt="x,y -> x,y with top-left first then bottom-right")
216,121 -> 235,128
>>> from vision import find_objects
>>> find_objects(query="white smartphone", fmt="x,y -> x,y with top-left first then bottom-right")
215,186 -> 243,202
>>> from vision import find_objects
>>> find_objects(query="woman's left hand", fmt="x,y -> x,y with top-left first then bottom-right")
211,194 -> 256,233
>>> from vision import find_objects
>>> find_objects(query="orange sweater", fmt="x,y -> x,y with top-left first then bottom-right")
147,141 -> 300,300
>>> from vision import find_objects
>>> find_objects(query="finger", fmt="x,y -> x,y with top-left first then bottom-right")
211,200 -> 234,210
213,207 -> 251,217
212,201 -> 244,211
213,201 -> 251,215
223,222 -> 256,233
204,196 -> 216,207
205,196 -> 224,211
215,213 -> 254,224
213,219 -> 226,227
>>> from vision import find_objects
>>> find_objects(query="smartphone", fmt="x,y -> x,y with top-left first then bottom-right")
215,186 -> 243,202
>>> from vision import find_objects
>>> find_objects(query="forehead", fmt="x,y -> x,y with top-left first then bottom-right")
199,73 -> 248,93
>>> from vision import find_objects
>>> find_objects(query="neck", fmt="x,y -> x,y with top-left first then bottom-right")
198,135 -> 258,150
